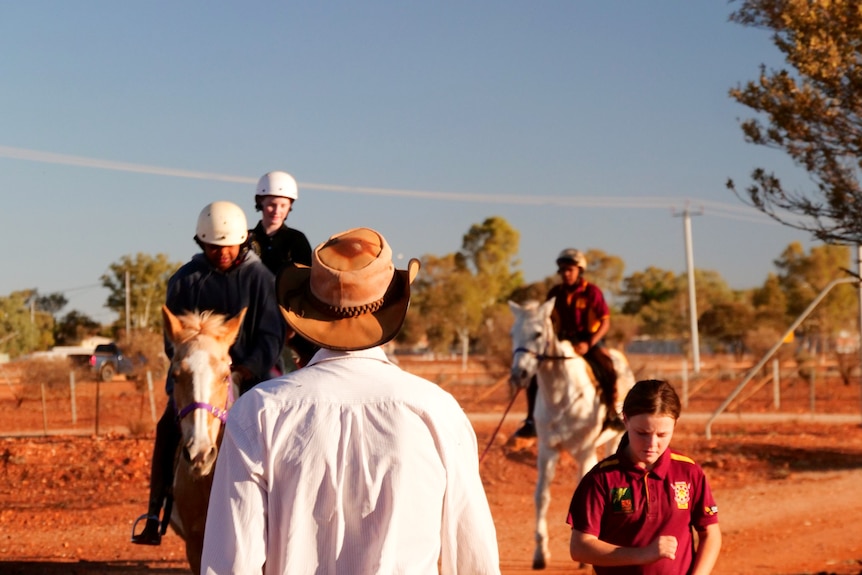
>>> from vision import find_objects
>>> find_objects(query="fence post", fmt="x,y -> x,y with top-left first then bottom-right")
147,371 -> 157,423
772,359 -> 780,410
69,371 -> 77,425
809,367 -> 816,413
681,359 -> 689,409
41,382 -> 48,436
95,378 -> 101,436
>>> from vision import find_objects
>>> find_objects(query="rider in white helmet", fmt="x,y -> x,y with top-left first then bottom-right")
131,200 -> 286,546
249,171 -> 317,368
514,248 -> 620,438
250,171 -> 312,274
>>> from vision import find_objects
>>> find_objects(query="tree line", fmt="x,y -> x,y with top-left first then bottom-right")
0,215 -> 856,371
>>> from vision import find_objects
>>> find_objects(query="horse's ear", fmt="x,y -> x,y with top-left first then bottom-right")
508,300 -> 520,313
222,307 -> 247,345
162,305 -> 184,343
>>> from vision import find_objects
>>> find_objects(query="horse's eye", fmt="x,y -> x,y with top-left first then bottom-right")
532,332 -> 542,341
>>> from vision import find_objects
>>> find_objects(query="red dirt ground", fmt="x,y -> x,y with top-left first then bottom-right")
1,358 -> 861,574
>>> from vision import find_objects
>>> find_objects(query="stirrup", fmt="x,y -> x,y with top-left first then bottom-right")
131,513 -> 162,545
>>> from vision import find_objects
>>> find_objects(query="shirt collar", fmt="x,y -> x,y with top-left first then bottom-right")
306,346 -> 393,367
614,433 -> 673,479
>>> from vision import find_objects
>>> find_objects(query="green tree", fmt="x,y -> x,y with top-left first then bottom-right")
458,216 -> 523,303
411,253 -> 481,354
101,253 -> 181,331
54,310 -> 101,345
35,292 -> 68,317
699,300 -> 756,358
620,268 -> 688,339
772,242 -> 857,350
727,0 -> 862,243
619,267 -> 735,344
584,249 -> 625,300
620,267 -> 678,316
0,290 -> 52,358
412,217 -> 523,359
752,272 -> 789,330
508,276 -> 557,305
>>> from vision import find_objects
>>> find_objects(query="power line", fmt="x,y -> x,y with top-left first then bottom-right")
0,145 -> 776,224
52,283 -> 103,294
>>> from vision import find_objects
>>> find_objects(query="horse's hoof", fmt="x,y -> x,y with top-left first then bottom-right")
531,557 -> 546,570
507,435 -> 536,450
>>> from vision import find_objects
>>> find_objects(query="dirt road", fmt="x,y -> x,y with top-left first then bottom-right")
1,375 -> 861,574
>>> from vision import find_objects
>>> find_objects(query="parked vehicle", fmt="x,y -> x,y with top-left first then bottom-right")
89,343 -> 137,382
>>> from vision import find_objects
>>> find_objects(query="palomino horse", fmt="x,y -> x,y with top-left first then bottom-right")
508,299 -> 635,570
163,305 -> 245,574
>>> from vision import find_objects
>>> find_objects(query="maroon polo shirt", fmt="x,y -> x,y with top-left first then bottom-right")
566,438 -> 719,575
547,279 -> 609,343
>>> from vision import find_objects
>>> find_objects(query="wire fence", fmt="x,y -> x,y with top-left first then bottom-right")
1,355 -> 860,438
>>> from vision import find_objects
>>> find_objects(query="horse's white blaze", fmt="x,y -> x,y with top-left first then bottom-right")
508,299 -> 636,570
186,348 -> 218,465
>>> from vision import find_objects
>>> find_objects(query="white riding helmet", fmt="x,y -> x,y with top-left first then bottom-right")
195,201 -> 249,246
256,171 -> 298,201
556,248 -> 587,270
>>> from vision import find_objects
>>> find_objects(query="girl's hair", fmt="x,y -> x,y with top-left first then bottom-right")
622,379 -> 681,420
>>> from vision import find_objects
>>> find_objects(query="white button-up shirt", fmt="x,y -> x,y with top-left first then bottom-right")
201,347 -> 501,575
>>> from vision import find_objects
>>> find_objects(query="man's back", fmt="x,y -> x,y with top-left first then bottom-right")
202,347 -> 500,575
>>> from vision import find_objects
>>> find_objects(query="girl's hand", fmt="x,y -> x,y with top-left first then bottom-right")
652,535 -> 678,561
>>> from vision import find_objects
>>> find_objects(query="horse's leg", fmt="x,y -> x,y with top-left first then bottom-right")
533,442 -> 559,570
173,463 -> 213,574
593,428 -> 625,458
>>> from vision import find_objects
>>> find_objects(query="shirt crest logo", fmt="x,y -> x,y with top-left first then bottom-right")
610,487 -> 634,513
672,482 -> 691,509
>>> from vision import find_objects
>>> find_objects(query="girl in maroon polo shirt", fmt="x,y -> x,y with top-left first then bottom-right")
566,379 -> 722,575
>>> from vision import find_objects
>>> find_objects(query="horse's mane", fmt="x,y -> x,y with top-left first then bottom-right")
172,309 -> 231,344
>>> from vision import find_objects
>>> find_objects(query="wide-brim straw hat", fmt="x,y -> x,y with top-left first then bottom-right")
277,227 -> 420,351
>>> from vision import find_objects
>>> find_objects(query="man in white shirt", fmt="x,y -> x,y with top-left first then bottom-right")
201,227 -> 501,575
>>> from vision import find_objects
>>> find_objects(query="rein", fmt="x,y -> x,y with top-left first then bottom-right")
479,386 -> 522,464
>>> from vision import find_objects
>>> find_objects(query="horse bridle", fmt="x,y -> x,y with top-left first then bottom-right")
513,317 -> 577,363
512,346 -> 576,362
175,371 -> 235,424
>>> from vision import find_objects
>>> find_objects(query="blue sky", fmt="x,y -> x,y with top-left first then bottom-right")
0,2 -> 817,323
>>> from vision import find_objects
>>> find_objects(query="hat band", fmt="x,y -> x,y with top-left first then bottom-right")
305,284 -> 385,318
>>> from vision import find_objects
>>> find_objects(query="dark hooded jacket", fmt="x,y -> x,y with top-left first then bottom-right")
163,249 -> 285,394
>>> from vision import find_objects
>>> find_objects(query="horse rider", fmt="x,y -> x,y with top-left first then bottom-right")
248,170 -> 317,370
514,248 -> 622,438
131,200 -> 285,545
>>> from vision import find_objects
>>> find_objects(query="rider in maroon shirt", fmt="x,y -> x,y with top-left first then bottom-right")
515,248 -> 621,438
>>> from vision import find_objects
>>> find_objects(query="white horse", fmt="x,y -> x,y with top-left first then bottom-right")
508,299 -> 635,570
